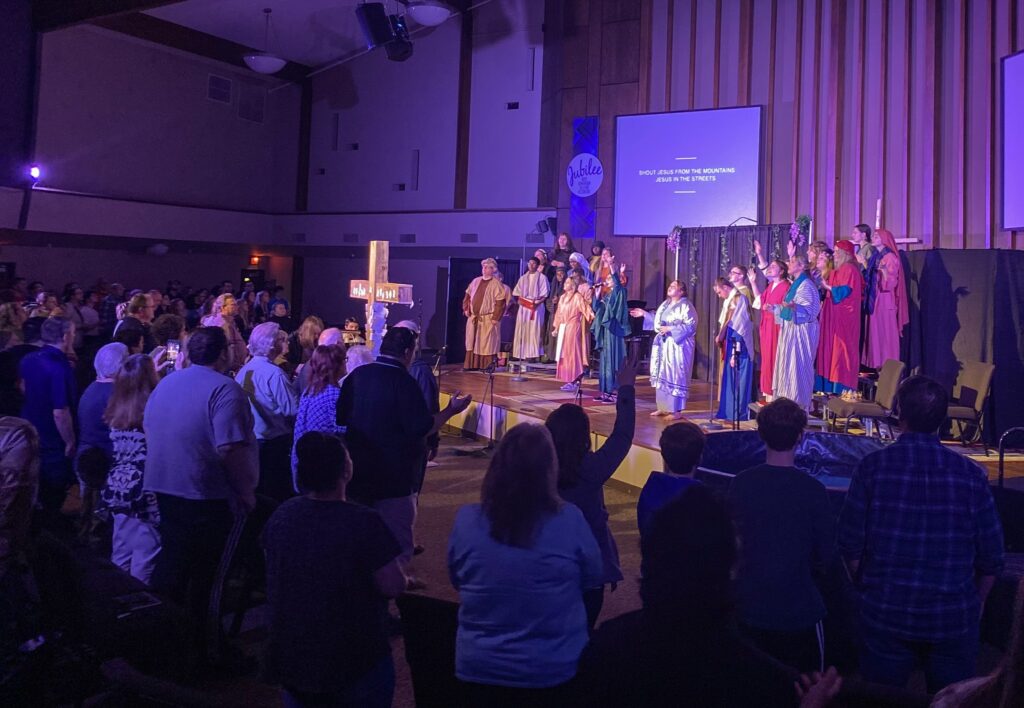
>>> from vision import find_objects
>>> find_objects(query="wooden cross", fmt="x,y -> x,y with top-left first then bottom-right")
349,240 -> 413,346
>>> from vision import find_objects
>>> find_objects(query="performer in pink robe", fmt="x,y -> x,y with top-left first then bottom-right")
751,241 -> 790,401
552,278 -> 591,390
863,228 -> 909,369
815,240 -> 864,393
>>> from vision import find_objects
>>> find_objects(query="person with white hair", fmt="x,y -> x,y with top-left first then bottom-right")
77,342 -> 129,461
462,258 -> 507,371
342,345 -> 373,381
235,322 -> 299,500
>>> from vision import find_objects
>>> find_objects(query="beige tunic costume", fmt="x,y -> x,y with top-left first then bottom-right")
463,276 -> 507,369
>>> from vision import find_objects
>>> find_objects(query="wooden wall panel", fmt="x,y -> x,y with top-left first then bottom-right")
634,0 -> 1017,249
600,20 -> 641,84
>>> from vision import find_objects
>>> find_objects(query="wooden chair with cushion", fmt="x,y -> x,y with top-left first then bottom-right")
947,359 -> 995,450
826,359 -> 906,435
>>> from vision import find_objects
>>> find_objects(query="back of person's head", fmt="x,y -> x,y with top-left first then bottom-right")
248,321 -> 282,358
295,431 -> 350,494
21,316 -> 43,344
113,321 -> 145,351
659,422 -> 705,475
641,485 -> 737,628
126,293 -> 149,316
151,314 -> 185,346
318,327 -> 343,347
345,344 -> 373,371
895,375 -> 949,434
297,316 -> 325,350
380,327 -> 418,359
544,404 -> 591,489
306,344 -> 346,396
104,354 -> 159,430
481,423 -> 561,548
76,446 -> 111,490
187,326 -> 228,366
756,398 -> 807,452
40,316 -> 72,345
93,342 -> 129,380
855,223 -> 872,239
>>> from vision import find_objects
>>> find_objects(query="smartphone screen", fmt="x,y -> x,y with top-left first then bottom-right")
166,339 -> 180,362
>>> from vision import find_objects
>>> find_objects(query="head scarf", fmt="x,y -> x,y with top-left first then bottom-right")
569,252 -> 592,284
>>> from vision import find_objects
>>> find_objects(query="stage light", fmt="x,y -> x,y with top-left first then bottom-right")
28,165 -> 41,182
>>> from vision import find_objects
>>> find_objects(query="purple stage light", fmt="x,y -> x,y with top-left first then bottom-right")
28,165 -> 42,181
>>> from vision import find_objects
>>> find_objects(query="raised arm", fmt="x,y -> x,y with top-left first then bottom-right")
586,362 -> 637,482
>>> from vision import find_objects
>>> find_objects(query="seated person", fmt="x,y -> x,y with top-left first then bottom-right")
636,421 -> 705,541
342,317 -> 366,345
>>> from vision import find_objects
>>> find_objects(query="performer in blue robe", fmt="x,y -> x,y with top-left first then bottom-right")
713,278 -> 754,422
591,272 -> 630,402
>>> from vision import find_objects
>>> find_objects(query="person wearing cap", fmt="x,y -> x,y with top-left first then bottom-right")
462,258 -> 507,371
815,240 -> 863,395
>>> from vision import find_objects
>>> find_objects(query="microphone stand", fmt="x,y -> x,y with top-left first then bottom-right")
732,340 -> 742,431
482,361 -> 498,452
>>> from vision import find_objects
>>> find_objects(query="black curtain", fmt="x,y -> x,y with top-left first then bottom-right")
671,224 -> 790,381
905,249 -> 1024,443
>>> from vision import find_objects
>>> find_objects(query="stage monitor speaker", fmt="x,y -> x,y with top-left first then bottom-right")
355,3 -> 395,48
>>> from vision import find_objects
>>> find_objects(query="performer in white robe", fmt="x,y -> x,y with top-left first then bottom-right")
511,258 -> 550,360
773,255 -> 821,410
630,280 -> 697,419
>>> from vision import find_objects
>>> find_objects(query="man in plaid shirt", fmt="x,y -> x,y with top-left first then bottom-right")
838,375 -> 1004,693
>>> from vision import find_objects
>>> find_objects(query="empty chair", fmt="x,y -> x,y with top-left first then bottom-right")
946,360 -> 995,449
825,359 -> 905,435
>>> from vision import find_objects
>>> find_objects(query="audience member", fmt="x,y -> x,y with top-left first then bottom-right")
341,344 -> 373,381
546,358 -> 637,629
236,322 -> 298,501
0,318 -> 43,417
728,398 -> 835,672
294,326 -> 343,393
151,313 -> 186,347
337,326 -> 470,575
291,344 -> 347,485
448,423 -> 602,704
395,320 -> 440,494
576,485 -> 798,707
99,283 -> 125,336
114,293 -> 157,352
19,317 -> 77,518
112,320 -> 146,355
103,354 -> 162,584
636,420 -> 705,540
77,343 -> 128,459
0,416 -> 39,577
262,432 -> 405,707
838,375 -> 1005,693
143,327 -> 258,653
290,315 -> 324,370
202,294 -> 247,370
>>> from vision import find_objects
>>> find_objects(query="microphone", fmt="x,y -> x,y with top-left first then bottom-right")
432,345 -> 447,376
571,371 -> 587,385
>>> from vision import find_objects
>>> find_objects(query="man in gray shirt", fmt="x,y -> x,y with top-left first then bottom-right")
144,327 -> 258,656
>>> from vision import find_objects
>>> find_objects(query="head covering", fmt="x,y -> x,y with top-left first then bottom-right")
94,342 -> 129,379
569,252 -> 592,283
873,229 -> 909,330
480,258 -> 498,269
834,240 -> 855,256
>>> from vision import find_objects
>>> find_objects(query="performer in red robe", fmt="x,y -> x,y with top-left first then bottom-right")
815,240 -> 864,394
751,240 -> 789,402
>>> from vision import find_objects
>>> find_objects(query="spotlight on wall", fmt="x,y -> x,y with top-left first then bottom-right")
27,164 -> 42,182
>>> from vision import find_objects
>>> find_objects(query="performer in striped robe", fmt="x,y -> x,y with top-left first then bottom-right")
773,255 -> 821,410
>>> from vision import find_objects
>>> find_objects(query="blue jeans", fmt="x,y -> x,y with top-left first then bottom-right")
282,656 -> 395,708
858,622 -> 979,694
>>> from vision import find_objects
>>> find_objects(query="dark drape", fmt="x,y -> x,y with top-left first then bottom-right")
669,224 -> 790,381
905,249 -> 1024,443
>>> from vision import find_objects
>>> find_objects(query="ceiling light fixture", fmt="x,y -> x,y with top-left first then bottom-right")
243,8 -> 287,75
405,1 -> 453,27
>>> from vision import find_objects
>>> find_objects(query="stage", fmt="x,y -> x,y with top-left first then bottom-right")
437,366 -> 1023,491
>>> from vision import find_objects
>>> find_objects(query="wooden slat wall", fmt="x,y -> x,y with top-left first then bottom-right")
642,0 -> 1022,249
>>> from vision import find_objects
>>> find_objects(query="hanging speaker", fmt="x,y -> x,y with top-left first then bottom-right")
385,14 -> 413,62
355,3 -> 395,48
535,219 -> 549,233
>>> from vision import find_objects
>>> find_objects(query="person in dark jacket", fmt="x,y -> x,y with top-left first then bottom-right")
545,355 -> 637,630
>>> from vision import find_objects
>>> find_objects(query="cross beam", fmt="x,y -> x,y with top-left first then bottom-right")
349,241 -> 413,347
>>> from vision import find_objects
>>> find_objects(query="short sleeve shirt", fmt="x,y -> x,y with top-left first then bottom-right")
19,346 -> 76,463
143,365 -> 258,500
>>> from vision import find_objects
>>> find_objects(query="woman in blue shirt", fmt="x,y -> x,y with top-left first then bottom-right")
448,423 -> 602,704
